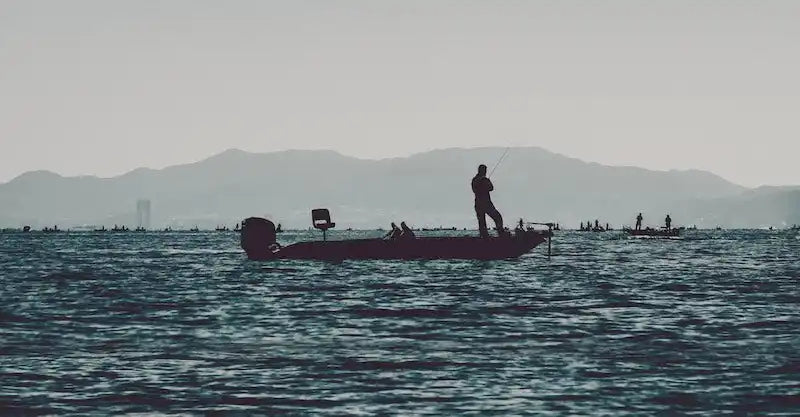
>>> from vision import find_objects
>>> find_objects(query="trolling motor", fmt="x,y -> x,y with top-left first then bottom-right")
240,217 -> 279,260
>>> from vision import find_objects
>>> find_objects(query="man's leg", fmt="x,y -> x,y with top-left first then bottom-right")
486,204 -> 504,235
476,206 -> 489,237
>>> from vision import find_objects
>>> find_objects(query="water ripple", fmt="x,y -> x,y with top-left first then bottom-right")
1,230 -> 798,415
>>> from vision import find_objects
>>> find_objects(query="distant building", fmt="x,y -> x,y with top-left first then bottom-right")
136,199 -> 151,229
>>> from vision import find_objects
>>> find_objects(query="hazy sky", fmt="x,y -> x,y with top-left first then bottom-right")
1,0 -> 798,187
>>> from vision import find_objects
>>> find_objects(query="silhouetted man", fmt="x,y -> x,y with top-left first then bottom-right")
665,214 -> 672,230
636,213 -> 643,231
472,164 -> 503,238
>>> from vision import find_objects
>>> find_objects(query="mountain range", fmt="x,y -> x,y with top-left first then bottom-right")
1,147 -> 798,229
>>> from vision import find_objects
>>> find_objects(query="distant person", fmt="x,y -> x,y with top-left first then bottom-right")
636,213 -> 643,231
517,218 -> 526,232
580,222 -> 584,231
594,220 -> 600,230
665,214 -> 672,230
471,164 -> 504,237
384,222 -> 401,240
400,221 -> 415,239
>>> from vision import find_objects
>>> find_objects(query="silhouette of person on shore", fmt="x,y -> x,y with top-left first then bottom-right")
400,221 -> 415,239
472,164 -> 503,238
580,222 -> 584,231
665,214 -> 672,230
594,219 -> 600,230
636,213 -> 643,231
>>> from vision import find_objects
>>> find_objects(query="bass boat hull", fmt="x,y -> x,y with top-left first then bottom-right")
240,217 -> 548,261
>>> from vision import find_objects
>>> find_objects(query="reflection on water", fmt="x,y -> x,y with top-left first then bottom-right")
1,230 -> 798,415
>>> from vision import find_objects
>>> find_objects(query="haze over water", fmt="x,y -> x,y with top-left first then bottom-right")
1,230 -> 798,415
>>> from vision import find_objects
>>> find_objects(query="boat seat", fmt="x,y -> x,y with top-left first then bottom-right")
312,208 -> 336,232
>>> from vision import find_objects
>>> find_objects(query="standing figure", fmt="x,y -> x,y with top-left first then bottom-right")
472,164 -> 504,238
665,214 -> 672,230
636,213 -> 643,231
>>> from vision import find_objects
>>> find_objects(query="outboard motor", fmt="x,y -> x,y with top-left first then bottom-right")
240,217 -> 278,260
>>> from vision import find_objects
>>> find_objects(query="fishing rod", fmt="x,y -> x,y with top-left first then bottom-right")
488,147 -> 511,178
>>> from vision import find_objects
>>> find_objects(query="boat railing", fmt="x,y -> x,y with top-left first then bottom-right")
525,221 -> 555,257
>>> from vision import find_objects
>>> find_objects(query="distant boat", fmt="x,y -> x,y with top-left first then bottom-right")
190,226 -> 200,232
625,227 -> 680,238
93,226 -> 107,232
578,223 -> 610,232
215,225 -> 229,232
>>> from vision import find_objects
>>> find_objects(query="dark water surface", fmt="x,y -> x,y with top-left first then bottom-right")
1,230 -> 799,415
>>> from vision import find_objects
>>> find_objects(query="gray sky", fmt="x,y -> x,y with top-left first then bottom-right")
1,0 -> 798,187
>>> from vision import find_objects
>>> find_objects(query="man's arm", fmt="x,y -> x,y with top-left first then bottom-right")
486,178 -> 494,192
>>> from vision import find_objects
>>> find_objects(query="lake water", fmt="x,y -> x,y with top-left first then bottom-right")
1,229 -> 799,415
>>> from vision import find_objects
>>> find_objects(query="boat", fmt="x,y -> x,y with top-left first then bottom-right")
421,226 -> 458,231
579,222 -> 611,232
240,209 -> 551,261
625,227 -> 680,238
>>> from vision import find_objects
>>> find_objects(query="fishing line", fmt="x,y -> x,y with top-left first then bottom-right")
488,147 -> 511,178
